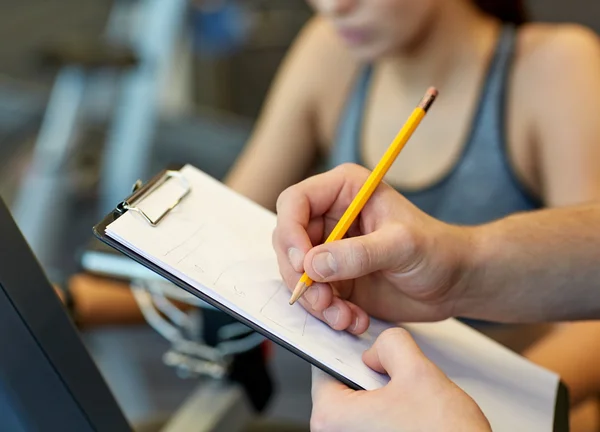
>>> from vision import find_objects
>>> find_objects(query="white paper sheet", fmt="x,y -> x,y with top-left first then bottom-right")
106,164 -> 560,431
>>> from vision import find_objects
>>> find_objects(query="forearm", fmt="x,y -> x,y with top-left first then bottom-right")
224,161 -> 283,212
524,322 -> 600,406
457,203 -> 600,323
225,150 -> 313,213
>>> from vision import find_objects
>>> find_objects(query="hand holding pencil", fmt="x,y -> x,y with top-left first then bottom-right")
288,87 -> 438,305
270,87 -> 465,335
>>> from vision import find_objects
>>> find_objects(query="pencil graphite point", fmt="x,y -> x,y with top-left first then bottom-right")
289,281 -> 308,305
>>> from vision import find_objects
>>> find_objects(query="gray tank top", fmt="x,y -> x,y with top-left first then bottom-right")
329,24 -> 541,225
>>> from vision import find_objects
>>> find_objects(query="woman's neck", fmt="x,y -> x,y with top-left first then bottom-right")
379,3 -> 501,92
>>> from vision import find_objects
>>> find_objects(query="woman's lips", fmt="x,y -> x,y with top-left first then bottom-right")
337,27 -> 371,45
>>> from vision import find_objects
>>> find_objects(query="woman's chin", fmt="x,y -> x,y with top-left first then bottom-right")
345,43 -> 388,63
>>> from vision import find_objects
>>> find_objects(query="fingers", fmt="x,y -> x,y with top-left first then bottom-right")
296,286 -> 357,331
347,302 -> 370,334
306,217 -> 325,247
311,366 -> 351,402
362,328 -> 427,379
315,297 -> 368,333
275,164 -> 371,222
318,296 -> 354,331
272,164 -> 388,335
272,163 -> 371,276
272,214 -> 313,295
276,238 -> 368,333
297,284 -> 370,333
302,282 -> 333,312
310,366 -> 357,432
303,225 -> 421,283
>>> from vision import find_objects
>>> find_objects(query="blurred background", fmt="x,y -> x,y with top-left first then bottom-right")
0,1 -> 598,431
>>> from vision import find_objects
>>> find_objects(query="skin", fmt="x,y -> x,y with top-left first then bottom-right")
66,0 -> 600,426
524,322 -> 600,408
225,1 -> 600,212
273,164 -> 600,329
272,163 -> 600,430
224,1 -> 600,427
311,328 -> 491,432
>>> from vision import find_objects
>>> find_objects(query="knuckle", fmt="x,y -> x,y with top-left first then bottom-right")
336,163 -> 368,179
391,224 -> 417,253
351,238 -> 373,274
310,410 -> 332,432
379,328 -> 428,377
275,187 -> 293,214
335,162 -> 357,174
379,327 -> 411,346
271,226 -> 288,255
388,224 -> 421,267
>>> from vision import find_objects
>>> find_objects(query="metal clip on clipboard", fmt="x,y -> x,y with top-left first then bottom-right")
115,168 -> 264,379
116,169 -> 191,226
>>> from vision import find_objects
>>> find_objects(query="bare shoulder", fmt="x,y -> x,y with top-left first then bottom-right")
514,23 -> 600,86
509,24 -> 600,206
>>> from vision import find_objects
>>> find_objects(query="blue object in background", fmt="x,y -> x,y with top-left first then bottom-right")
192,0 -> 252,57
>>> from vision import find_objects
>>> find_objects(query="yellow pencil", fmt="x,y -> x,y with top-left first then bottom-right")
289,87 -> 438,305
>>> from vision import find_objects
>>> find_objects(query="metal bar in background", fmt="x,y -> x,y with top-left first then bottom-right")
10,66 -> 86,277
99,0 -> 188,213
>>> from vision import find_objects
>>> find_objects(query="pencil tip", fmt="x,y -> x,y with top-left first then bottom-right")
289,281 -> 308,305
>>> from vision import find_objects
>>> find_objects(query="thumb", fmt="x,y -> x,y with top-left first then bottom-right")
362,328 -> 428,379
304,225 -> 422,282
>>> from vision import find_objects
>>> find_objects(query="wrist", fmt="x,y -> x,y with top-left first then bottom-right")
450,224 -> 493,320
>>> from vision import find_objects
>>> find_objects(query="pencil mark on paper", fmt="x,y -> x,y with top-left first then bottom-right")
163,225 -> 203,257
194,264 -> 204,273
302,311 -> 309,336
260,282 -> 308,334
258,283 -> 292,332
209,260 -> 243,286
260,282 -> 282,315
212,269 -> 226,286
233,285 -> 246,297
177,241 -> 203,264
210,260 -> 260,288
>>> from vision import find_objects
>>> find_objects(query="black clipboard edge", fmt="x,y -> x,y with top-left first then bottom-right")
92,218 -> 364,391
553,382 -> 569,432
93,167 -> 570,429
92,167 -> 365,392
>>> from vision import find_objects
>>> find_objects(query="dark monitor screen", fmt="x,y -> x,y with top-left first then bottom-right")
0,199 -> 131,432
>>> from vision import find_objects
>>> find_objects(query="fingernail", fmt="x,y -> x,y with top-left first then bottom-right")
312,252 -> 337,278
324,307 -> 340,326
288,248 -> 304,272
350,316 -> 359,332
304,286 -> 319,306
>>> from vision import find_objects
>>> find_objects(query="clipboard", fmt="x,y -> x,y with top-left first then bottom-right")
94,165 -> 570,431
93,166 -> 367,391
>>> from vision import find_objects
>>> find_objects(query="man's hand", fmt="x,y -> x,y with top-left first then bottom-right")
272,163 -> 472,333
310,328 -> 491,432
